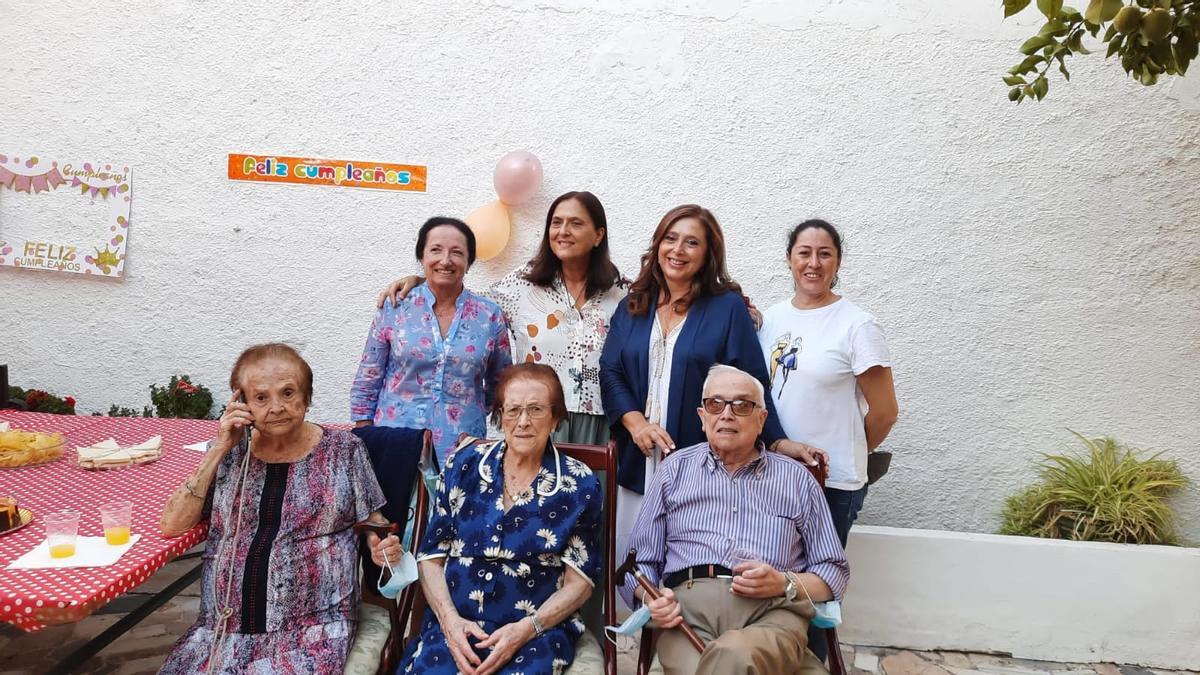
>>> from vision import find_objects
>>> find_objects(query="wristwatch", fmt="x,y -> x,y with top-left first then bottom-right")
783,571 -> 798,602
530,613 -> 546,638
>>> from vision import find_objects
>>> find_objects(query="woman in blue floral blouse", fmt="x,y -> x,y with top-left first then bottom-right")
399,363 -> 602,675
351,217 -> 513,462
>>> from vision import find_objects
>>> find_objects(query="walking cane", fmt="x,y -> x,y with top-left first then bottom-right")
616,549 -> 706,653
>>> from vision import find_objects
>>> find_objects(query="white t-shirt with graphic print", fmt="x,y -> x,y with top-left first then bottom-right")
758,298 -> 892,490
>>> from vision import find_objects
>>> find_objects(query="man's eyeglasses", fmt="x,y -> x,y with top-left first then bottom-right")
701,397 -> 760,417
501,404 -> 551,421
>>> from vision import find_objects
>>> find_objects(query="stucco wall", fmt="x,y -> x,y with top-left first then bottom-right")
2,1 -> 1198,541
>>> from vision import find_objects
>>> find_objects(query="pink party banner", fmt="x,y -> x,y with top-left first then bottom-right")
0,153 -> 132,277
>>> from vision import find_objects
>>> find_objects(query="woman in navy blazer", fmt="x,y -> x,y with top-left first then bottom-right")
600,205 -> 821,556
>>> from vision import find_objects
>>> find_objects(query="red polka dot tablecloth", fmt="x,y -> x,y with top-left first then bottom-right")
0,411 -> 217,631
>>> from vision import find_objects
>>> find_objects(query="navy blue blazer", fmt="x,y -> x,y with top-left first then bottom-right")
599,291 -> 788,493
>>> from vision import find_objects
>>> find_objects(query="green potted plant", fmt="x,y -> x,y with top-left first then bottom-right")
1000,432 -> 1189,545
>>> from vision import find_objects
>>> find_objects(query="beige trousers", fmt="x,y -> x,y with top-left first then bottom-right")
656,578 -> 828,675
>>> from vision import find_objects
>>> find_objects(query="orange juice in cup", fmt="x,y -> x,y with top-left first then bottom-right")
43,511 -> 80,559
105,526 -> 131,545
50,542 -> 76,558
100,500 -> 133,546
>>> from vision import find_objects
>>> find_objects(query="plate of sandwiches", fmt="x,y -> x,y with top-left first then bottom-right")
76,436 -> 163,470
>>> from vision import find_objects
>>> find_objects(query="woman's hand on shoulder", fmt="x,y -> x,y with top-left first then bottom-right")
375,275 -> 424,309
474,618 -> 535,675
441,614 -> 489,674
772,439 -> 828,467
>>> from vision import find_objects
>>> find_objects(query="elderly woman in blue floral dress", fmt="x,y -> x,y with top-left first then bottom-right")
398,363 -> 602,675
158,343 -> 394,674
351,216 -> 513,463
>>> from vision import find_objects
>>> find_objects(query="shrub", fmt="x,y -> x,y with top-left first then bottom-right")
1000,432 -> 1189,545
7,386 -> 76,414
149,375 -> 215,420
105,404 -> 152,418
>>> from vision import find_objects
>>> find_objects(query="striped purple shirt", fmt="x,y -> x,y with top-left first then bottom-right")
620,441 -> 850,608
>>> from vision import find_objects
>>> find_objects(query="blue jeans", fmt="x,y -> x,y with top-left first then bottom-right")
807,485 -> 867,662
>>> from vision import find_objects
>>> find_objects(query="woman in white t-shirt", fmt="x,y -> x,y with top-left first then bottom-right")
758,219 -> 899,546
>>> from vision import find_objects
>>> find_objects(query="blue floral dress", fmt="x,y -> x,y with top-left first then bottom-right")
350,283 -> 512,462
399,440 -> 602,675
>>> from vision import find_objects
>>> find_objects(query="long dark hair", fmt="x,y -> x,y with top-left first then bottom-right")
626,204 -> 739,316
522,191 -> 620,299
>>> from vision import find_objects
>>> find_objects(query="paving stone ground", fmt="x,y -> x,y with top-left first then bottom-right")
1,557 -> 1195,674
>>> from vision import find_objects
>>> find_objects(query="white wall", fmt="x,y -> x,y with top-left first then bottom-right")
2,1 -> 1198,540
842,526 -> 1200,670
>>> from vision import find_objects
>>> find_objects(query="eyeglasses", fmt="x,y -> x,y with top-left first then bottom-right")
701,397 -> 760,416
501,404 -> 551,421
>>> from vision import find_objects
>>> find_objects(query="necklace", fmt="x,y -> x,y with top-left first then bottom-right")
560,274 -> 587,312
503,467 -> 538,502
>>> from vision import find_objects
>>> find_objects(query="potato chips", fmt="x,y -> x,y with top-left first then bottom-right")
0,430 -> 66,468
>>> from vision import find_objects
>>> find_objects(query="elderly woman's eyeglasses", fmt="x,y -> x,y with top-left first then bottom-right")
701,397 -> 759,416
502,404 -> 551,421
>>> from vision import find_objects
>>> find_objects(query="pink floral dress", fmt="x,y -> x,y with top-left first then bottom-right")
159,428 -> 385,675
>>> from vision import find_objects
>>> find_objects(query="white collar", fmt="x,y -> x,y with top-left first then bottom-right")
477,439 -> 564,498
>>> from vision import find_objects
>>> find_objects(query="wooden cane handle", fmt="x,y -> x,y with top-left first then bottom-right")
634,573 -> 706,653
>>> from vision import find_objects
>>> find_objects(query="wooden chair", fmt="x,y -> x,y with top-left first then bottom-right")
635,453 -> 846,675
344,428 -> 435,675
555,440 -> 620,675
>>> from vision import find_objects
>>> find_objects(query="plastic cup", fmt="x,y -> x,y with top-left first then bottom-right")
44,511 -> 80,558
99,500 -> 133,546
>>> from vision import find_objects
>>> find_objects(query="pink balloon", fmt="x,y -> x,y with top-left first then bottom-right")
493,150 -> 543,205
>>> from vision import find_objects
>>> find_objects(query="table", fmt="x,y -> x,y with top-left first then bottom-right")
0,411 -> 217,630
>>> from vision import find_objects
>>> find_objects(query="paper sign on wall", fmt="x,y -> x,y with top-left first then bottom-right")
227,153 -> 427,192
0,154 -> 132,277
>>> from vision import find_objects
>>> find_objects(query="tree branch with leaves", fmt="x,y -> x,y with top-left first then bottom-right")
1003,0 -> 1200,102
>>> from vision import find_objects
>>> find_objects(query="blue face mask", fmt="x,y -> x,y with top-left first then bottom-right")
376,547 -> 418,599
811,600 -> 842,629
604,605 -> 652,642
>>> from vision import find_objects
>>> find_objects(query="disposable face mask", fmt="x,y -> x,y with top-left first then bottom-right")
421,467 -> 439,501
376,547 -> 418,599
811,600 -> 842,629
604,605 -> 652,642
796,576 -> 842,629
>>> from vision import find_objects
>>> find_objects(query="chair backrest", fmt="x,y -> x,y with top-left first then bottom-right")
351,427 -> 434,675
555,440 -> 619,675
635,451 -> 845,675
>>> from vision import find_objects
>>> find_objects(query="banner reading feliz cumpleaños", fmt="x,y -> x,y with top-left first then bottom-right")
0,153 -> 132,277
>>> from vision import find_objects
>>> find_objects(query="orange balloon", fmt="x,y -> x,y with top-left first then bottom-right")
465,200 -> 511,261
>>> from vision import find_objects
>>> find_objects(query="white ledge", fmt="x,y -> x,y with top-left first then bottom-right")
841,525 -> 1200,670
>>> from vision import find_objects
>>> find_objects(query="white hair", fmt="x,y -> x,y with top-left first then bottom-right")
702,364 -> 765,407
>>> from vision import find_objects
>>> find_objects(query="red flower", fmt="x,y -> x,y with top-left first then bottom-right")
175,380 -> 198,394
65,397 -> 76,407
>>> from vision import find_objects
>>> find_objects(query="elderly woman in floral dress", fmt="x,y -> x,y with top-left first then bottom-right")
397,363 -> 601,675
159,343 -> 394,674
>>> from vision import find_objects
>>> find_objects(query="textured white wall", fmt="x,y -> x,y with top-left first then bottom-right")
2,1 -> 1198,540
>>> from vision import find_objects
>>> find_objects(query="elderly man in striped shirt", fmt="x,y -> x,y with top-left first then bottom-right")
620,363 -> 850,675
